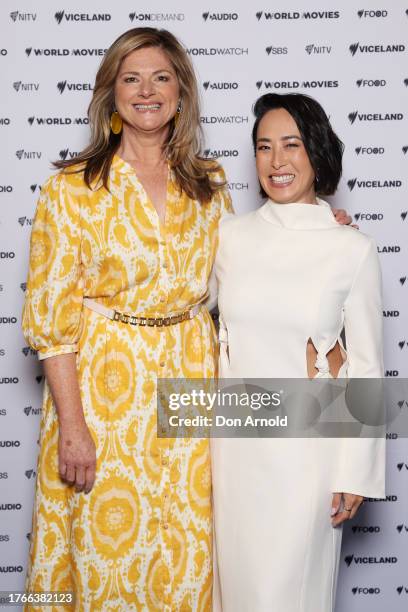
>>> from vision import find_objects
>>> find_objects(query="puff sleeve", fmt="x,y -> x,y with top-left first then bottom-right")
332,237 -> 386,498
22,172 -> 84,360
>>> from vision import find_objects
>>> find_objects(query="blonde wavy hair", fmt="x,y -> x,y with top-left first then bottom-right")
54,27 -> 223,202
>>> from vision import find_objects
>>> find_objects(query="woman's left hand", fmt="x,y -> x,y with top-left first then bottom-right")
332,208 -> 355,227
331,492 -> 364,526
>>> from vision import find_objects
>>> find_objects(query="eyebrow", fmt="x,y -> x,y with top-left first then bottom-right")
120,69 -> 174,76
257,135 -> 302,142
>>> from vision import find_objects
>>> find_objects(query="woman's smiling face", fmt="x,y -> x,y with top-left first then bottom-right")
255,107 -> 316,204
114,46 -> 180,136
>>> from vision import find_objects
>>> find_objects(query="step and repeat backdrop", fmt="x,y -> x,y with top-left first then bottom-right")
1,0 -> 407,610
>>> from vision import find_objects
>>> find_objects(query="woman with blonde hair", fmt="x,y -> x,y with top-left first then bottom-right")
22,27 -> 231,611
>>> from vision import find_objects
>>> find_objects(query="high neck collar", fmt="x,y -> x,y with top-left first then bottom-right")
258,198 -> 339,230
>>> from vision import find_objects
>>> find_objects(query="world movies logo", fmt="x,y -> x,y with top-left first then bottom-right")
256,11 -> 340,20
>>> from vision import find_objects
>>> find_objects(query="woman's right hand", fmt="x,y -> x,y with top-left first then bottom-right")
58,422 -> 96,494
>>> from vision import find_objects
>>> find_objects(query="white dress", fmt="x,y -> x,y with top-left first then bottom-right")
211,199 -> 386,612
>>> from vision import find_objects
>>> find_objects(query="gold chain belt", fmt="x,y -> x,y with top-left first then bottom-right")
83,297 -> 203,327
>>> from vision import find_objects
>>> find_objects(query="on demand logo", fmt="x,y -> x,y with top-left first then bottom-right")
129,12 -> 185,22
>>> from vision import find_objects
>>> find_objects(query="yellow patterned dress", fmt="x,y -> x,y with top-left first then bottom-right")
22,155 -> 231,612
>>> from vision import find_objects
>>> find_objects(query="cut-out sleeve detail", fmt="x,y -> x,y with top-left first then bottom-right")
332,237 -> 385,498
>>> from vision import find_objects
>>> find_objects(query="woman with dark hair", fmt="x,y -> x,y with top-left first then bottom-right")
22,27 -> 231,610
212,93 -> 385,611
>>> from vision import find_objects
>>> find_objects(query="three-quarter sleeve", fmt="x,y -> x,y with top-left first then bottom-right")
332,237 -> 386,498
22,172 -> 84,360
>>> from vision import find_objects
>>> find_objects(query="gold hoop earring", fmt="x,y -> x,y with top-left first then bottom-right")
174,100 -> 182,127
110,111 -> 122,135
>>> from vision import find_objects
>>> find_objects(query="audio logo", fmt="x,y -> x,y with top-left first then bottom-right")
203,81 -> 239,90
202,12 -> 239,21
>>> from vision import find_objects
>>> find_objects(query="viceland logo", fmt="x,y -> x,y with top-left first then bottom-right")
59,149 -> 80,161
349,41 -> 405,55
348,111 -> 358,124
348,179 -> 357,191
57,81 -> 67,94
55,11 -> 65,24
345,555 -> 354,567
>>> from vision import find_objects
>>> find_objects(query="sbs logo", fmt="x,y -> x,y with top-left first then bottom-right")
266,46 -> 288,55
